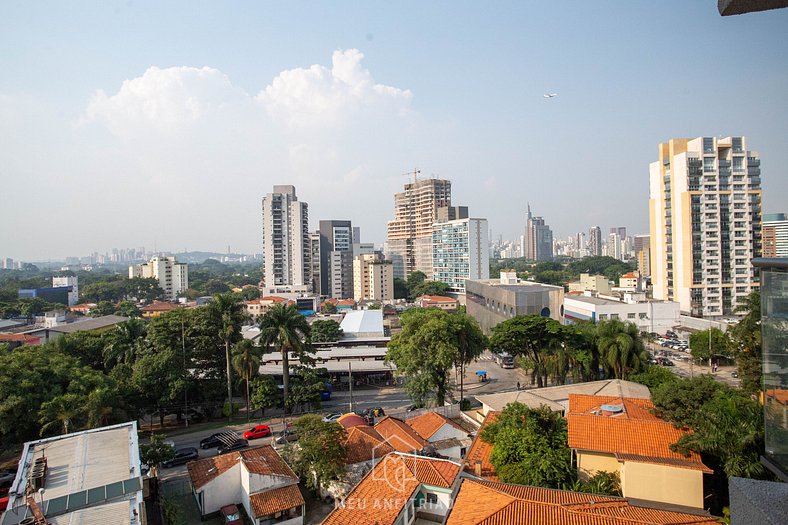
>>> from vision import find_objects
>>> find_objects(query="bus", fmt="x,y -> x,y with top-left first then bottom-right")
494,352 -> 515,369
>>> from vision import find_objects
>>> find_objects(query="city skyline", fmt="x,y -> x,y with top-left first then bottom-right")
2,3 -> 787,260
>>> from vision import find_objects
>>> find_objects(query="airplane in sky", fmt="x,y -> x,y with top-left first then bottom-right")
543,93 -> 558,98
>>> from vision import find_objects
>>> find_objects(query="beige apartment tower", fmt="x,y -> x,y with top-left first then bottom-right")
649,137 -> 761,317
386,177 -> 451,279
353,253 -> 394,302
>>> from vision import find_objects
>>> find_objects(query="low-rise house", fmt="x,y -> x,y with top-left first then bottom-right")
415,295 -> 459,311
322,452 -> 462,525
69,302 -> 97,315
21,314 -> 130,343
373,416 -> 429,454
445,478 -> 718,525
140,300 -> 180,318
567,394 -> 712,509
405,411 -> 470,458
245,296 -> 291,320
0,333 -> 42,349
463,411 -> 499,481
187,445 -> 305,525
323,426 -> 395,500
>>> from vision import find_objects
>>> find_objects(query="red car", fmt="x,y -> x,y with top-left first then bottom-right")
243,424 -> 272,440
220,504 -> 243,525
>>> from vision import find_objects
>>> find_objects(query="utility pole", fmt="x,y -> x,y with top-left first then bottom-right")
348,362 -> 354,413
182,312 -> 188,428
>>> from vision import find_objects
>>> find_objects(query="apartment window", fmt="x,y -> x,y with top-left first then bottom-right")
732,156 -> 744,171
611,314 -> 619,320
703,157 -> 715,172
639,313 -> 647,319
627,313 -> 636,319
598,314 -> 607,320
703,137 -> 715,153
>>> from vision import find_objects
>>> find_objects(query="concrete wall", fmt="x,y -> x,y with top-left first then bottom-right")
198,464 -> 242,516
622,461 -> 705,509
429,424 -> 467,443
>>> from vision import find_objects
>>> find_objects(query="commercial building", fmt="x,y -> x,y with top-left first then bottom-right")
319,220 -> 355,298
649,136 -> 762,317
261,185 -> 310,293
353,252 -> 393,302
129,255 -> 188,300
564,293 -> 680,334
17,286 -> 71,305
386,177 -> 452,279
568,273 -> 611,295
465,271 -> 564,334
762,212 -> 788,258
1,421 -> 144,525
633,234 -> 651,276
432,217 -> 489,294
588,226 -> 602,256
524,204 -> 553,261
52,275 -> 79,306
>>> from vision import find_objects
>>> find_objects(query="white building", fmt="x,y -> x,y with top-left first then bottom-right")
261,185 -> 310,294
353,253 -> 394,302
52,275 -> 79,306
564,292 -> 680,334
1,422 -> 144,525
129,256 -> 188,300
568,273 -> 611,295
432,217 -> 489,294
649,136 -> 762,317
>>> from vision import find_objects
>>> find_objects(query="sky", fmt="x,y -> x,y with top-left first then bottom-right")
1,1 -> 787,261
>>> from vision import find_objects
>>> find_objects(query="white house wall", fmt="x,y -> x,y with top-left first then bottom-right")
198,464 -> 242,516
429,424 -> 467,443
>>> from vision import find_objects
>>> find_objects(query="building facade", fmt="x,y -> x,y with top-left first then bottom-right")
564,293 -> 680,334
51,275 -> 79,306
129,256 -> 188,300
319,220 -> 355,298
588,226 -> 602,256
633,234 -> 651,276
525,205 -> 553,261
649,136 -> 762,317
762,212 -> 788,258
261,185 -> 310,292
386,177 -> 452,279
432,217 -> 490,294
353,253 -> 393,302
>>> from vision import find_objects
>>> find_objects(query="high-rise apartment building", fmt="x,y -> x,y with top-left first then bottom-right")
319,220 -> 355,298
353,253 -> 394,302
588,226 -> 602,256
261,185 -> 310,292
386,177 -> 452,279
129,256 -> 189,300
633,235 -> 651,277
649,136 -> 762,317
308,232 -> 321,294
762,213 -> 788,258
524,205 -> 553,261
432,217 -> 490,294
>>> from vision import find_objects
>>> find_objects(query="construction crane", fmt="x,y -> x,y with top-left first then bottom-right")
402,168 -> 420,185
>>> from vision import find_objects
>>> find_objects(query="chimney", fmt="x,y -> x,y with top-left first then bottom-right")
474,460 -> 482,477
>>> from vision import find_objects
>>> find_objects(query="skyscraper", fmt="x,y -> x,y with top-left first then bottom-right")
633,235 -> 651,277
319,220 -> 355,299
524,205 -> 553,261
432,217 -> 489,294
386,177 -> 452,279
261,185 -> 310,292
129,256 -> 188,300
649,136 -> 762,317
588,226 -> 602,256
762,213 -> 788,258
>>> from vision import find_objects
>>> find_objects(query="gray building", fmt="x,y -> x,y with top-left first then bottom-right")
319,220 -> 355,298
588,226 -> 602,256
465,271 -> 564,334
525,205 -> 553,261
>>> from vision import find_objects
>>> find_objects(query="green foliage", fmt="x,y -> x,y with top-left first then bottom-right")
161,497 -> 186,525
115,300 -> 141,317
90,300 -> 116,317
393,278 -> 409,300
310,319 -> 343,342
595,319 -> 648,379
627,366 -> 679,391
207,293 -> 247,419
689,328 -> 731,362
320,301 -> 337,314
239,286 -> 261,301
411,280 -> 450,299
489,315 -> 564,388
232,339 -> 262,420
481,403 -> 574,488
729,292 -> 762,396
81,277 -> 164,303
565,471 -> 622,496
286,414 -> 347,493
251,375 -> 281,414
140,434 -> 176,477
652,375 -> 726,428
286,366 -> 326,411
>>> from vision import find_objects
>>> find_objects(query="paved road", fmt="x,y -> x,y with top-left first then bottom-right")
646,341 -> 741,387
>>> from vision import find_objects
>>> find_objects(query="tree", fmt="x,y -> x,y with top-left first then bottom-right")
258,303 -> 311,412
386,308 -> 468,406
481,403 -> 574,488
596,319 -> 647,379
232,339 -> 261,420
285,414 -> 347,494
689,328 -> 731,363
239,287 -> 261,301
204,279 -> 231,295
652,374 -> 726,428
251,375 -> 280,416
411,280 -> 450,299
115,300 -> 141,318
140,434 -> 176,478
39,393 -> 83,435
131,348 -> 187,428
489,315 -> 564,388
103,317 -> 147,368
286,366 -> 326,412
393,278 -> 408,300
628,365 -> 679,391
728,292 -> 762,396
207,293 -> 247,421
310,319 -> 343,342
320,301 -> 337,315
90,300 -> 116,317
565,471 -> 622,497
448,313 -> 487,406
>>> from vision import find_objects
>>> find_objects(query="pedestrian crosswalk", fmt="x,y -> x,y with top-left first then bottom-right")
476,355 -> 494,362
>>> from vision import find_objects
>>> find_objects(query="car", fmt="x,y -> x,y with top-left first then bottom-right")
359,407 -> 386,418
161,447 -> 199,468
220,504 -> 243,525
0,469 -> 16,485
660,359 -> 675,367
218,439 -> 249,455
731,370 -> 739,378
243,425 -> 272,440
322,413 -> 343,423
200,431 -> 239,449
274,430 -> 300,445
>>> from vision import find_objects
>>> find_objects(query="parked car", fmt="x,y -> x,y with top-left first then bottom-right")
322,413 -> 342,423
220,504 -> 243,525
243,425 -> 272,440
161,447 -> 199,468
358,407 -> 386,418
731,370 -> 739,378
200,431 -> 238,450
660,358 -> 675,367
274,430 -> 300,445
218,439 -> 249,454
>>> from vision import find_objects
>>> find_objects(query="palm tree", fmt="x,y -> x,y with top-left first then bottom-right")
39,393 -> 83,435
596,319 -> 646,379
103,317 -> 146,367
232,339 -> 262,420
258,303 -> 310,412
207,293 -> 247,421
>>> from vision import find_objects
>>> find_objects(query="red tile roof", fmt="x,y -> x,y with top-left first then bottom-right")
418,295 -> 457,303
406,411 -> 466,440
374,416 -> 428,452
445,478 -> 718,525
464,411 -> 499,481
0,334 -> 41,343
140,300 -> 180,312
567,395 -> 711,473
187,445 -> 297,489
322,453 -> 461,525
249,483 -> 304,518
344,426 -> 394,464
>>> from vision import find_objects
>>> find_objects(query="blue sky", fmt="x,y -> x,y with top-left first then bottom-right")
2,1 -> 787,260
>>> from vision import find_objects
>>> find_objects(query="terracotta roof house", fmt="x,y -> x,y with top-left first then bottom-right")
445,478 -> 718,525
405,411 -> 470,458
323,426 -> 396,501
415,295 -> 459,311
245,296 -> 291,319
567,394 -> 712,509
373,416 -> 428,453
0,333 -> 42,349
464,411 -> 499,481
187,445 -> 304,524
140,300 -> 180,318
322,453 -> 462,525
68,302 -> 97,315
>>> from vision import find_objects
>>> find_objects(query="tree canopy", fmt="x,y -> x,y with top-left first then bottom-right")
285,414 -> 347,494
310,319 -> 343,342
